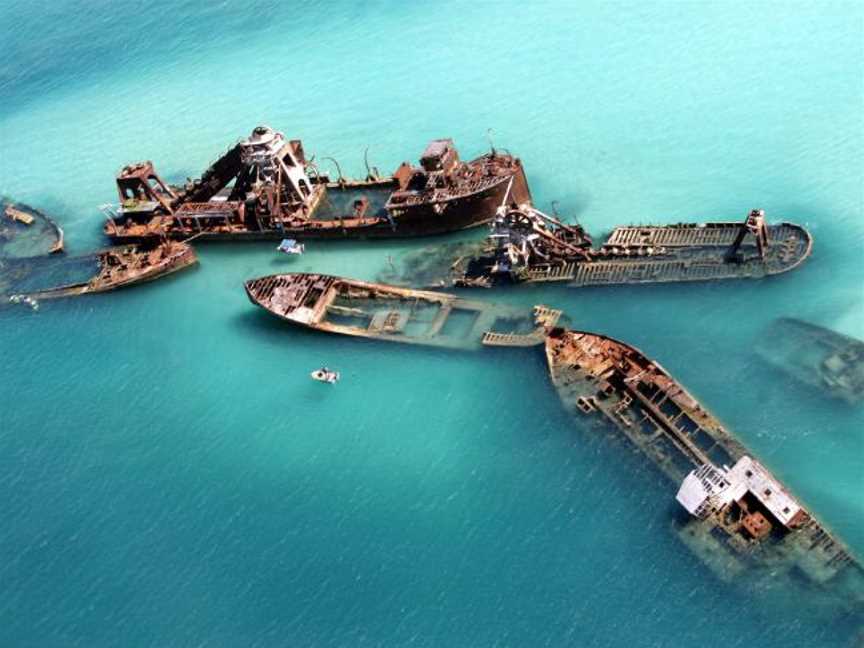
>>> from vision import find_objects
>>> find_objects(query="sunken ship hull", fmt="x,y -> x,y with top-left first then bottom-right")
3,241 -> 197,302
244,272 -> 560,351
544,328 -> 864,616
1,200 -> 65,258
103,127 -> 530,243
382,207 -> 812,289
565,220 -> 812,287
756,317 -> 864,405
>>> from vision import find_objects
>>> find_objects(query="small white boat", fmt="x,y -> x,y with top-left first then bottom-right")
277,238 -> 305,255
310,367 -> 340,384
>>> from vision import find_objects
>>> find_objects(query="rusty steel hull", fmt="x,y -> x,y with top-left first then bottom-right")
162,170 -> 526,242
544,327 -> 864,617
244,272 -> 559,350
104,134 -> 532,244
380,210 -> 813,289
5,243 -> 197,302
566,222 -> 812,287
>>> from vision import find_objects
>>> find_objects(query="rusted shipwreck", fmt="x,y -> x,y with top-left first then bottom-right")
244,272 -> 561,350
1,200 -> 64,258
2,240 -> 196,303
545,328 -> 863,614
757,317 -> 864,405
102,126 -> 530,243
380,205 -> 812,288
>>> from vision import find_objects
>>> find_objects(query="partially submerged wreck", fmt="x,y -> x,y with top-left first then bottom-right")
757,317 -> 864,405
380,206 -> 812,288
545,328 -> 863,614
2,241 -> 196,302
244,272 -> 561,350
0,199 -> 64,258
242,272 -> 862,616
103,126 -> 530,242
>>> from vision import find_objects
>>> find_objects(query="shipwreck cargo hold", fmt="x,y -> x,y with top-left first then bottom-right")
382,206 -> 812,289
103,127 -> 530,242
544,327 -> 863,615
244,273 -> 560,350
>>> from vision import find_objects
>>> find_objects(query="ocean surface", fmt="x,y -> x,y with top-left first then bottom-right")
1,2 -> 863,646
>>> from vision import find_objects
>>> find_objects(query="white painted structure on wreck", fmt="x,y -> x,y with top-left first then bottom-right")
676,456 -> 806,528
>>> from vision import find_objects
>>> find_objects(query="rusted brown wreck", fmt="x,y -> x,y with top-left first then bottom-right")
244,272 -> 560,350
103,126 -> 530,243
4,240 -> 196,303
545,327 -> 863,615
380,205 -> 813,288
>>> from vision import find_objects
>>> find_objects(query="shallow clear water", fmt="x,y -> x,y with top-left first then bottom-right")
1,2 -> 863,646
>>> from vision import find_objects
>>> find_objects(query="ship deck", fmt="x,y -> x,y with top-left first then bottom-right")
245,273 -> 559,350
570,222 -> 812,286
383,217 -> 814,289
544,328 -> 747,482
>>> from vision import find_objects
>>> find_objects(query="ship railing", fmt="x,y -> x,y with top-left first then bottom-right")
99,203 -> 120,219
526,263 -> 576,281
387,175 -> 505,207
481,331 -> 544,347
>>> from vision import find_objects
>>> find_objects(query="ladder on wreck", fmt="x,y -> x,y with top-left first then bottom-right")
481,331 -> 544,347
480,306 -> 563,347
533,305 -> 563,328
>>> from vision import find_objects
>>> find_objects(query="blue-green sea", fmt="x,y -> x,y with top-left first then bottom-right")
1,2 -> 863,646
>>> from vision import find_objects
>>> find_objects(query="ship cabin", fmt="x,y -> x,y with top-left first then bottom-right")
105,126 -> 322,237
387,139 -> 463,206
420,139 -> 460,175
237,125 -> 315,207
677,456 -> 808,542
115,162 -> 176,216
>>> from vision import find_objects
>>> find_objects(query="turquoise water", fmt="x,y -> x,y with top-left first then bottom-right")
2,1 -> 863,646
